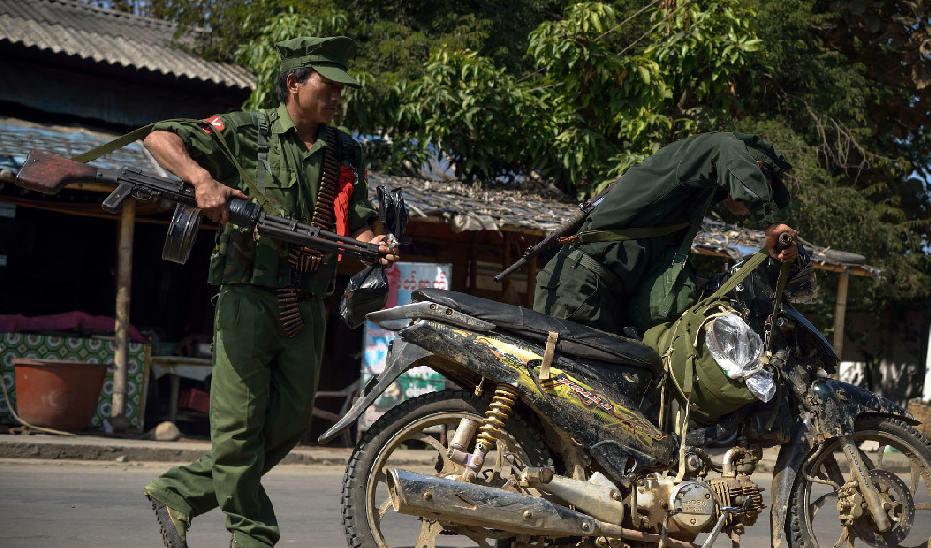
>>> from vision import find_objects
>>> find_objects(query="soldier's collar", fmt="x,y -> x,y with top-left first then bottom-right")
272,104 -> 291,135
274,104 -> 329,143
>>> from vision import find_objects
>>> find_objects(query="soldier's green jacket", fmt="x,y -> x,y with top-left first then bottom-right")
154,104 -> 378,295
534,132 -> 786,333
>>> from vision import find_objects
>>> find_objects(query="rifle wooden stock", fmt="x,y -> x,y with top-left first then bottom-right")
16,149 -> 196,212
16,150 -> 103,194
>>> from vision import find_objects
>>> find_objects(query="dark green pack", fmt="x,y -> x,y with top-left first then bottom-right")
642,251 -> 769,425
628,192 -> 715,333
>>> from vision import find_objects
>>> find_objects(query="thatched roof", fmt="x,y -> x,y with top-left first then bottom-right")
369,173 -> 880,278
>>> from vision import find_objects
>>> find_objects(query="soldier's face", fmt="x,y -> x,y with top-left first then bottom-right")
289,71 -> 344,124
724,196 -> 750,215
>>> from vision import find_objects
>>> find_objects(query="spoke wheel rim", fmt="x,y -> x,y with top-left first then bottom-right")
801,428 -> 931,548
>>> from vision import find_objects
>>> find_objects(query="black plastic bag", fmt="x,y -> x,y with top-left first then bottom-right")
339,263 -> 389,329
378,185 -> 409,241
339,185 -> 407,328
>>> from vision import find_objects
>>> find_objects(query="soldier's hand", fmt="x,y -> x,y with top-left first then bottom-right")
191,175 -> 249,224
370,234 -> 400,266
143,130 -> 247,224
764,223 -> 798,263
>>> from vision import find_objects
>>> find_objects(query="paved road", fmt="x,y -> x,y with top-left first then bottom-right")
0,459 -> 776,548
3,459 -> 930,548
0,460 -> 349,548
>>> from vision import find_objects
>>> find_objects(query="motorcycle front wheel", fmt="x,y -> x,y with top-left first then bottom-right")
787,415 -> 931,547
341,389 -> 553,548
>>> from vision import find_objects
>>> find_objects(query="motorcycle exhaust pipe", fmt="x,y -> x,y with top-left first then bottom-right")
385,468 -> 597,537
386,469 -> 701,548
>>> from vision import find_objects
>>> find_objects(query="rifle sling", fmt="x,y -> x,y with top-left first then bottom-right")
69,122 -> 161,164
68,117 -> 282,217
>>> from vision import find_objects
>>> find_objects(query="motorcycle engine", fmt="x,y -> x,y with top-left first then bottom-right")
705,475 -> 766,529
668,481 -> 717,534
632,475 -> 765,540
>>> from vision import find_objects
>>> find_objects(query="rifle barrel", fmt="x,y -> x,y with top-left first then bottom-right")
493,207 -> 590,283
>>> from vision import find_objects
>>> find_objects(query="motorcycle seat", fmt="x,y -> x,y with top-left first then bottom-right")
412,288 -> 660,369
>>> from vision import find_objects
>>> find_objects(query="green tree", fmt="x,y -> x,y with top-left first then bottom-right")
737,0 -> 931,314
235,9 -> 350,110
81,0 -> 931,320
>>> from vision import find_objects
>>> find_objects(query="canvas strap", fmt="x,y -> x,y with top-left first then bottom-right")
562,220 -> 690,244
763,259 -> 792,429
539,332 -> 558,381
253,110 -> 271,195
655,192 -> 716,318
70,123 -> 157,163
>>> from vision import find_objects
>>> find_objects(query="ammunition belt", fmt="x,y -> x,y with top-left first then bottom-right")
278,125 -> 342,337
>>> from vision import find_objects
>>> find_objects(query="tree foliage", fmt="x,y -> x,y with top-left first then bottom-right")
87,0 -> 931,319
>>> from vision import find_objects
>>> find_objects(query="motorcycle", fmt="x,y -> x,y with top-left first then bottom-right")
318,243 -> 930,548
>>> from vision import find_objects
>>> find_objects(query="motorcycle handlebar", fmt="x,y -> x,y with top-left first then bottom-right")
776,231 -> 794,253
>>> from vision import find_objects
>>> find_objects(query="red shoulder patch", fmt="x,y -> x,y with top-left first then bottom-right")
201,115 -> 225,134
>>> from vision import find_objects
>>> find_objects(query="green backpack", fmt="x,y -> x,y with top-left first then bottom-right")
642,251 -> 769,425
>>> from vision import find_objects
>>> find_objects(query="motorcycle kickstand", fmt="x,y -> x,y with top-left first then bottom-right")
658,509 -> 681,548
838,435 -> 893,533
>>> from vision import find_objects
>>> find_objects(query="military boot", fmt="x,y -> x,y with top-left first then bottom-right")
144,490 -> 190,548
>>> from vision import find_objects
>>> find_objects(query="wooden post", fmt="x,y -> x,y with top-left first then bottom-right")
112,200 -> 135,419
923,323 -> 931,400
469,232 -> 478,292
833,270 -> 850,364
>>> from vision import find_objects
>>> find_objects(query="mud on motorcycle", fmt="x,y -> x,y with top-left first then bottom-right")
319,245 -> 930,548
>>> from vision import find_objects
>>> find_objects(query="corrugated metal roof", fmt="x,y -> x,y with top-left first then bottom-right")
0,0 -> 254,90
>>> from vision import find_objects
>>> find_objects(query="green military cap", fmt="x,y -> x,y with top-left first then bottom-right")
276,36 -> 361,88
733,132 -> 792,209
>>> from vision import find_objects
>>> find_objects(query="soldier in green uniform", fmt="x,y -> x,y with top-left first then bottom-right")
140,36 -> 399,548
533,132 -> 798,335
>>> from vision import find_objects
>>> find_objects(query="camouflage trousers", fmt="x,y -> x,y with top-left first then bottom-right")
144,283 -> 325,548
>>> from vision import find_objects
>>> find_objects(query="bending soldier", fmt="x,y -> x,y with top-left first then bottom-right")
533,132 -> 797,335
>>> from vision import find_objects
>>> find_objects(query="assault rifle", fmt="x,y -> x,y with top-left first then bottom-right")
15,150 -> 382,264
493,181 -> 616,282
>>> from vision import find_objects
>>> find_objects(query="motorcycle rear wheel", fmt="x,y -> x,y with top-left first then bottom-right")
341,389 -> 553,548
787,416 -> 931,548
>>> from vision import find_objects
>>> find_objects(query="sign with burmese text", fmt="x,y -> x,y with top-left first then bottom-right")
359,262 -> 451,430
